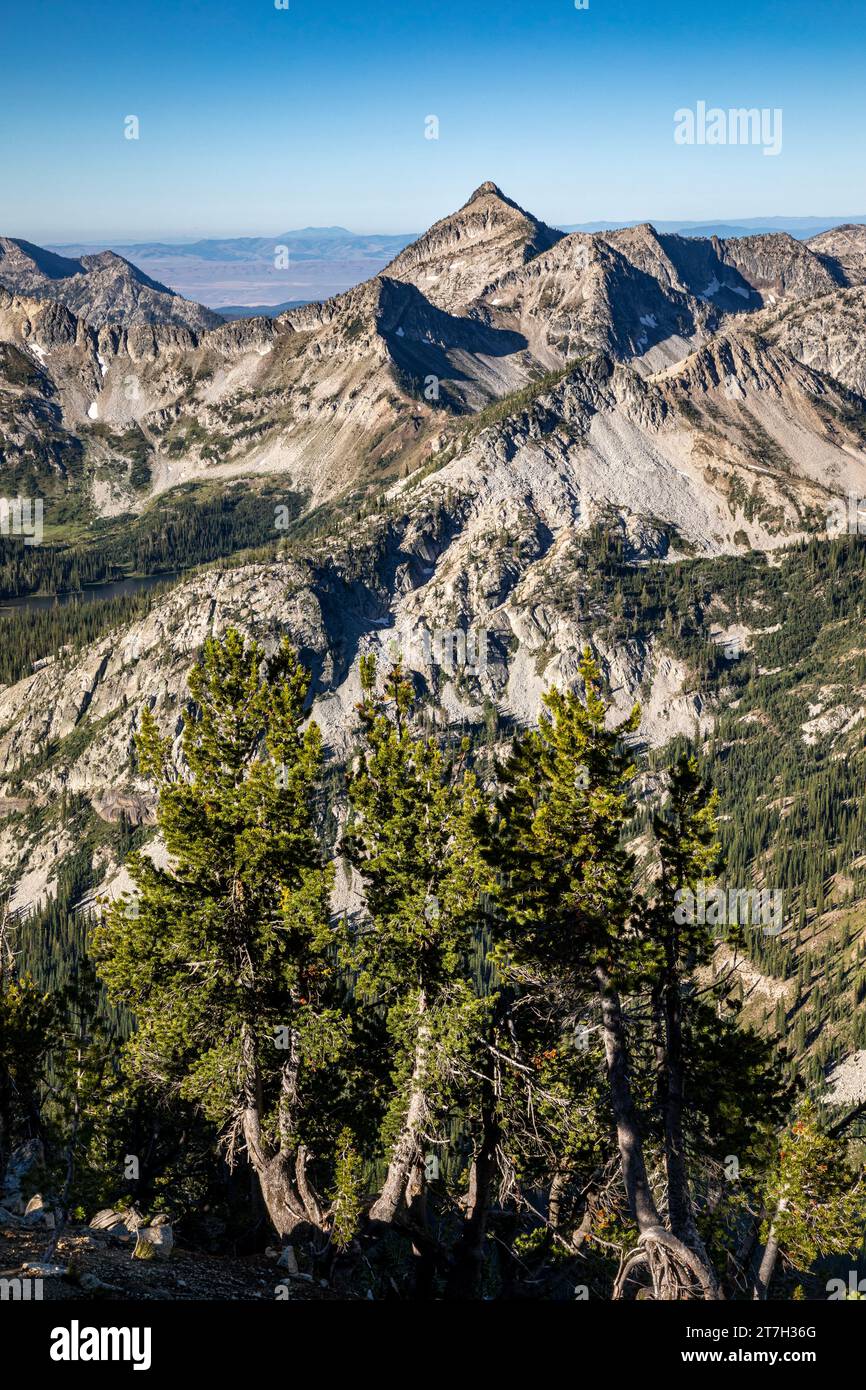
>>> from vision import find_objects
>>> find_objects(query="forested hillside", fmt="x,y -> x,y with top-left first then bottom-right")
1,624 -> 863,1301
3,184 -> 866,1307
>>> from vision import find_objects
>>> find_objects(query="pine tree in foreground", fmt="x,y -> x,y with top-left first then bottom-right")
342,656 -> 489,1288
83,634 -> 859,1298
93,628 -> 346,1242
485,651 -> 781,1299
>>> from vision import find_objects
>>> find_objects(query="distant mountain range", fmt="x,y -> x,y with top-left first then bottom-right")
45,229 -> 418,317
216,299 -> 309,321
41,216 -> 866,318
5,181 -> 866,532
562,216 -> 866,239
4,182 -> 866,1100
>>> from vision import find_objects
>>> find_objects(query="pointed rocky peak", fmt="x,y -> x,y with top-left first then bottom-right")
597,222 -> 664,260
461,180 -> 517,210
597,222 -> 688,291
604,220 -> 660,240
383,182 -> 564,313
467,179 -> 504,199
77,249 -> 183,298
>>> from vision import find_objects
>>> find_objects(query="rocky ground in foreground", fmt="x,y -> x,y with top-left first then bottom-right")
0,1222 -> 336,1301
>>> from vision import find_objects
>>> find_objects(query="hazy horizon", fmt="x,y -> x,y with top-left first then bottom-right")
9,206 -> 860,314
7,203 -> 862,313
26,211 -> 866,249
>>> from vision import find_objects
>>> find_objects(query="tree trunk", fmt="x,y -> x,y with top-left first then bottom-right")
753,1197 -> 787,1300
253,1147 -> 311,1239
596,965 -> 722,1300
239,1022 -> 322,1241
446,1046 -> 499,1299
369,993 -> 429,1226
549,1170 -> 569,1232
595,965 -> 661,1233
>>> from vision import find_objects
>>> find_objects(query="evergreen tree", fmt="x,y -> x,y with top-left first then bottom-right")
93,628 -> 346,1242
754,1104 -> 865,1298
342,657 -> 488,1273
485,652 -> 764,1298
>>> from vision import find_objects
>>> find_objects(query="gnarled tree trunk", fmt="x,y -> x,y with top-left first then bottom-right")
369,993 -> 429,1226
596,966 -> 662,1235
596,965 -> 722,1300
239,1022 -> 324,1241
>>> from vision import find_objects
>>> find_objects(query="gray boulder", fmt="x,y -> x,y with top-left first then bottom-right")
1,1139 -> 45,1213
132,1214 -> 174,1261
23,1193 -> 57,1228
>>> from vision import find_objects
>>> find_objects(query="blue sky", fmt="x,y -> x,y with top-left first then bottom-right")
2,0 -> 865,240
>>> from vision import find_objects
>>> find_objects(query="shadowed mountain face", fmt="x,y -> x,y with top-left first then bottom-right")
4,185 -> 866,1052
2,182 -> 866,530
0,239 -> 90,283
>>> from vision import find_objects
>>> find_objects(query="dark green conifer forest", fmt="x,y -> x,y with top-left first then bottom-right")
3,624 -> 863,1300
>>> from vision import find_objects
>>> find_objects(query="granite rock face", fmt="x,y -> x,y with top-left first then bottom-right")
3,187 -> 866,913
3,185 -> 865,522
0,238 -> 221,331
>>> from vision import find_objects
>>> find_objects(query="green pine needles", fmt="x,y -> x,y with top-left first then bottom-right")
80,631 -> 863,1298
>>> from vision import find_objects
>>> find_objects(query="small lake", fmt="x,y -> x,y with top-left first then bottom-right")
0,571 -> 182,614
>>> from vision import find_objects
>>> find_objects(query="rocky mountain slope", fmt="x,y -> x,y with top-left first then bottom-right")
1,333 -> 865,915
4,186 -> 866,1049
807,223 -> 866,286
3,185 -> 866,528
0,238 -> 221,331
754,287 -> 866,398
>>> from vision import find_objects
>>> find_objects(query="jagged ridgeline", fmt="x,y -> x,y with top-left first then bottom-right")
4,182 -> 866,558
2,183 -> 866,1298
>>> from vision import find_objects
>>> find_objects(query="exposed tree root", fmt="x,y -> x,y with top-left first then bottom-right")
613,1225 -> 723,1301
